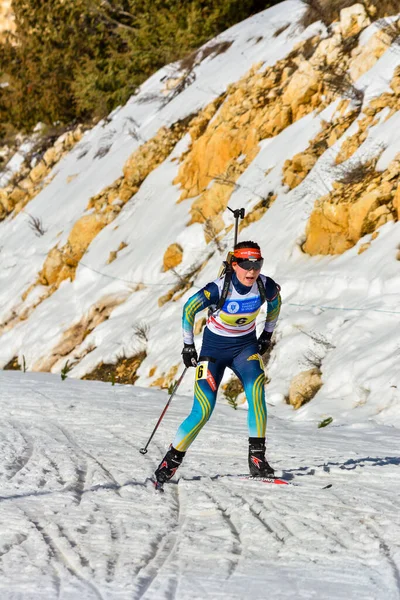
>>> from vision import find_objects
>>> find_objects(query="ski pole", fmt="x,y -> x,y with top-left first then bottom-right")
139,366 -> 189,455
227,206 -> 245,246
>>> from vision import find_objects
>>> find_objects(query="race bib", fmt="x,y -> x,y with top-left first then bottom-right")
196,361 -> 209,380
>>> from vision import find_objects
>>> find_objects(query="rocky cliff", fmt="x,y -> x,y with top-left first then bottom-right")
0,1 -> 399,421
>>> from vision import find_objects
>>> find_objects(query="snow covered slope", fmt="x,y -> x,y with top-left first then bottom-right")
0,0 -> 399,431
1,370 -> 399,599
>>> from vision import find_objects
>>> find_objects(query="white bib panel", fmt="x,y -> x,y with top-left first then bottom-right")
206,276 -> 265,337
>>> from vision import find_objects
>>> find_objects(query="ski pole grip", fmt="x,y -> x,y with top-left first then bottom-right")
227,206 -> 245,246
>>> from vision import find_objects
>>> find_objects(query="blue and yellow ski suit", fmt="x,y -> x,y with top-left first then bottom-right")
172,272 -> 281,451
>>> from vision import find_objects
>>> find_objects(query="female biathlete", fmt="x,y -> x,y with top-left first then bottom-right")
155,240 -> 281,485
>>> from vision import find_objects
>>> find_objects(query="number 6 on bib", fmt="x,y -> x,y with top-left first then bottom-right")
196,362 -> 209,380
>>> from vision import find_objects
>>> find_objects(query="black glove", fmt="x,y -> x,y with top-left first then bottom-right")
182,343 -> 198,368
257,331 -> 272,355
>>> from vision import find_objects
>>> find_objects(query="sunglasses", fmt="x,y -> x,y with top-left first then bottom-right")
234,258 -> 264,271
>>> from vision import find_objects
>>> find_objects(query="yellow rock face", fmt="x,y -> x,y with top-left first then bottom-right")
186,96 -> 226,142
189,174 -> 240,224
163,243 -> 184,271
150,364 -> 179,389
393,184 -> 400,220
282,108 -> 360,190
349,28 -> 394,81
88,120 -> 192,214
282,61 -> 320,113
301,58 -> 400,257
347,189 -> 380,241
29,161 -> 50,184
175,108 -> 252,203
174,14 -> 392,242
289,368 -> 322,410
203,213 -> 226,244
304,155 -> 400,255
283,152 -> 318,189
391,66 -> 400,96
19,118 -> 196,325
67,214 -> 106,262
0,0 -> 14,41
174,40 -> 332,241
0,125 -> 83,222
311,34 -> 343,67
39,248 -> 65,286
38,213 -> 108,289
339,4 -> 371,39
303,202 -> 354,255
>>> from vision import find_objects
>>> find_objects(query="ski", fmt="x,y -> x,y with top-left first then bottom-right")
153,475 -> 289,491
242,476 -> 331,489
240,475 -> 292,485
188,473 -> 332,489
215,474 -> 332,489
153,474 -> 332,491
206,473 -> 292,485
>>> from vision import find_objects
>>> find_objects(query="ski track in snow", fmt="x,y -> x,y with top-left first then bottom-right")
0,372 -> 399,599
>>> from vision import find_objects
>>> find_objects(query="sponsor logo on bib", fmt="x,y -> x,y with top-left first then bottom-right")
226,301 -> 240,314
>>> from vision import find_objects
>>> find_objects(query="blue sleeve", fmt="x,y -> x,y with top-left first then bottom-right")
182,282 -> 219,344
263,277 -> 281,333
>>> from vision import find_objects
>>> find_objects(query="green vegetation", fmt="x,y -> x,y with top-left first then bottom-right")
61,360 -> 72,381
1,0 -> 398,136
0,0 -> 273,133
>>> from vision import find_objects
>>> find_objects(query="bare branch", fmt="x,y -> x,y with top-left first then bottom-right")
88,4 -> 138,32
132,321 -> 150,342
27,214 -> 46,237
99,0 -> 137,22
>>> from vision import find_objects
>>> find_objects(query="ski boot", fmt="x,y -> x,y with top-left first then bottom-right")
154,446 -> 185,490
248,437 -> 275,478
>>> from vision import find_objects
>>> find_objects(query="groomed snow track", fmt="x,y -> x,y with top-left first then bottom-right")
0,371 -> 399,599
